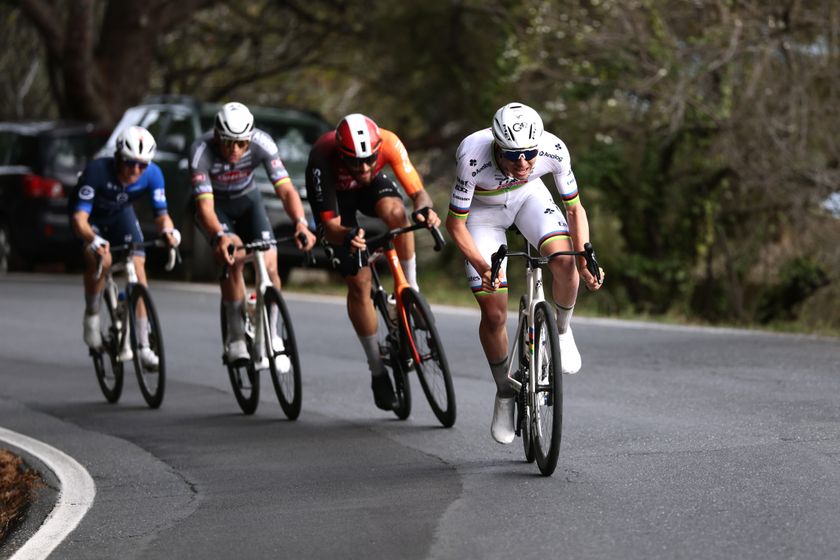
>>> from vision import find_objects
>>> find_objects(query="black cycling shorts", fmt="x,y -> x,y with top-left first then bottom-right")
198,187 -> 275,245
319,173 -> 402,277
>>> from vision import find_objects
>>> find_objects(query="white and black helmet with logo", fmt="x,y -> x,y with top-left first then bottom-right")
115,126 -> 157,163
491,102 -> 544,150
214,102 -> 255,141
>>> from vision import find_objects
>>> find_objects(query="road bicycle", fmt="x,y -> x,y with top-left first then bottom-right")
91,239 -> 179,409
220,236 -> 306,418
489,232 -> 600,475
360,209 -> 456,427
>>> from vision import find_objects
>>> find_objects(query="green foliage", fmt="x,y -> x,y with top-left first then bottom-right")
755,258 -> 830,324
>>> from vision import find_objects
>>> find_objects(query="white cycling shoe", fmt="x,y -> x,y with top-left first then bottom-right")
558,327 -> 582,374
83,313 -> 102,349
491,395 -> 516,444
270,336 -> 291,374
138,346 -> 159,371
226,339 -> 249,364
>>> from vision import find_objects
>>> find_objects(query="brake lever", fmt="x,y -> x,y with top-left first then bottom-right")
490,244 -> 508,286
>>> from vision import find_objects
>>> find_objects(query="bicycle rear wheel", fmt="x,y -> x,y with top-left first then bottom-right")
373,289 -> 410,419
127,284 -> 165,409
220,301 -> 259,414
532,301 -> 563,476
93,294 -> 123,403
514,296 -> 535,463
264,286 -> 302,420
400,289 -> 456,428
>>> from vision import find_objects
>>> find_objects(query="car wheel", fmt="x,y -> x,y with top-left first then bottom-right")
0,221 -> 11,274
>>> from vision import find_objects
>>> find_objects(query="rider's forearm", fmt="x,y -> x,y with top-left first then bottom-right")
154,213 -> 174,233
71,211 -> 96,244
195,198 -> 224,236
321,218 -> 351,246
565,204 -> 591,252
276,183 -> 307,223
445,215 -> 487,272
411,190 -> 434,210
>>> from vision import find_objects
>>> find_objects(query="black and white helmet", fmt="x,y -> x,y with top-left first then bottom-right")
491,102 -> 544,150
214,102 -> 255,141
115,126 -> 156,163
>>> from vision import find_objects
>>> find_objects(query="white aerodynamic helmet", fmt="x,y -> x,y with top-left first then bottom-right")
491,102 -> 544,150
115,126 -> 156,163
214,102 -> 255,141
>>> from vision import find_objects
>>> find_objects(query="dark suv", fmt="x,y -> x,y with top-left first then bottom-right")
97,95 -> 334,280
0,121 -> 106,273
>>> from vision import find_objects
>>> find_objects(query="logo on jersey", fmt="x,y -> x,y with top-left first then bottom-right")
555,143 -> 562,151
79,185 -> 95,200
472,161 -> 490,177
270,158 -> 283,169
217,169 -> 250,183
191,172 -> 207,184
538,151 -> 563,163
469,159 -> 477,167
116,193 -> 129,204
455,184 -> 468,194
544,207 -> 556,215
153,190 -> 167,204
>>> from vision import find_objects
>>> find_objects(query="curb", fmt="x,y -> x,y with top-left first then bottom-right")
0,428 -> 95,560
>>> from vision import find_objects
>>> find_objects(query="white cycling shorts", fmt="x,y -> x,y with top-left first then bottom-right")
463,178 -> 570,295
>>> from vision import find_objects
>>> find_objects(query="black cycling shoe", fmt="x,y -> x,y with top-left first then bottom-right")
371,374 -> 397,411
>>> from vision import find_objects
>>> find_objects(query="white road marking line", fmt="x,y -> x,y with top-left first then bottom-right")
0,427 -> 96,560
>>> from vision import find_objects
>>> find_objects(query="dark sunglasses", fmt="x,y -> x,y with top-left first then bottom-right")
122,159 -> 149,170
221,138 -> 250,149
500,148 -> 539,162
341,152 -> 379,168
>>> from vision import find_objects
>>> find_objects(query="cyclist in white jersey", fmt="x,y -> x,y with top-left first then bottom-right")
445,102 -> 605,444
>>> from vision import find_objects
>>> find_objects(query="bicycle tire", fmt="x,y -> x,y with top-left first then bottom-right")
400,289 -> 456,428
373,289 -> 411,419
532,301 -> 563,476
220,301 -> 259,414
92,292 -> 124,403
515,296 -> 535,463
264,286 -> 302,420
127,284 -> 165,409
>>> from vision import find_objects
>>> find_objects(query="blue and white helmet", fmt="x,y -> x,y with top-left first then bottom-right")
115,126 -> 156,163
214,102 -> 255,141
491,102 -> 544,150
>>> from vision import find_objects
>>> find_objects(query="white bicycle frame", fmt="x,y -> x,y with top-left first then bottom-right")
505,256 -> 544,422
242,248 -> 273,371
102,257 -> 139,362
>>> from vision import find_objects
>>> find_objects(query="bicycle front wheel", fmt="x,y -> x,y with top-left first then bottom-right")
532,301 -> 563,476
373,289 -> 410,419
220,301 -> 259,414
93,293 -> 124,403
128,283 -> 165,409
264,286 -> 302,420
400,289 -> 456,428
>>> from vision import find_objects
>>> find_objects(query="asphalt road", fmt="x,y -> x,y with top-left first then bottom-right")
1,273 -> 839,559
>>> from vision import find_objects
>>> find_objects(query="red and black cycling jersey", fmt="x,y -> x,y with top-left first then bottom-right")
306,129 -> 424,224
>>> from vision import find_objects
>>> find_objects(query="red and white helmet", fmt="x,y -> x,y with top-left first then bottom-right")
115,126 -> 156,163
336,114 -> 382,158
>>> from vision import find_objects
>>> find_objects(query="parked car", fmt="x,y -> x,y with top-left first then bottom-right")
98,95 -> 348,281
0,121 -> 107,273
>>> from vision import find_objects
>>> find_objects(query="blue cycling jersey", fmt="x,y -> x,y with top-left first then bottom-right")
72,158 -> 168,220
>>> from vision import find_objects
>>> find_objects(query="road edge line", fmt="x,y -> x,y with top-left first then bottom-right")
0,427 -> 96,560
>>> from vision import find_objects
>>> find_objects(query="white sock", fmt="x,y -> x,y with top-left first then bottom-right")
555,304 -> 573,334
359,334 -> 386,377
136,316 -> 150,347
224,300 -> 245,341
401,255 -> 419,291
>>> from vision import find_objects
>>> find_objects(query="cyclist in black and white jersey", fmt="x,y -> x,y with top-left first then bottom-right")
445,102 -> 605,444
191,102 -> 316,365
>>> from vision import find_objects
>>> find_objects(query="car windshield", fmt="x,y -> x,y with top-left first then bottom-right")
41,133 -> 98,185
0,131 -> 37,167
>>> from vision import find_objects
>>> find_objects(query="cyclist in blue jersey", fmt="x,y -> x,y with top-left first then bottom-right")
71,126 -> 181,369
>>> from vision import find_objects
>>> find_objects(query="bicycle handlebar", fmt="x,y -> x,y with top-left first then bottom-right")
354,207 -> 446,271
489,242 -> 601,285
94,238 -> 181,280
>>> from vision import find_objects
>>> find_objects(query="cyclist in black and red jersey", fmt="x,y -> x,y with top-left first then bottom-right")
306,114 -> 440,411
